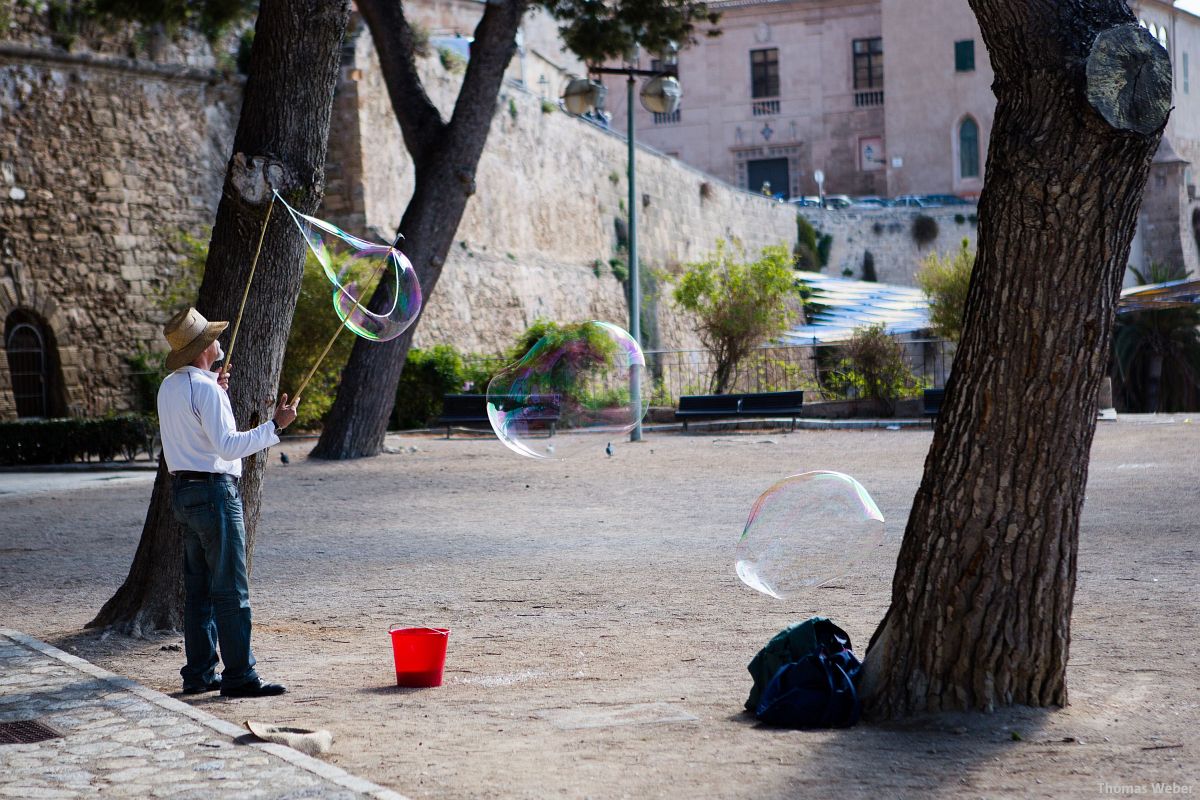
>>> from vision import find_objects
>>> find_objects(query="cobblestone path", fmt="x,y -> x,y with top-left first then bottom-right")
0,630 -> 407,799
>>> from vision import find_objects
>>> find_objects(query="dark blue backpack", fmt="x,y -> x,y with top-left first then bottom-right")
747,617 -> 862,729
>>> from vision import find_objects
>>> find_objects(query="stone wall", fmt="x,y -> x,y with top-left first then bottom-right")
797,207 -> 979,286
331,22 -> 800,354
0,41 -> 239,419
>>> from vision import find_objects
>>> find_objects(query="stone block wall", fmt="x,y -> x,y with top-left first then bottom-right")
0,43 -> 239,419
798,207 -> 979,286
330,23 -> 799,355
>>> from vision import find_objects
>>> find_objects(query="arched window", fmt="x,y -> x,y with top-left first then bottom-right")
959,117 -> 980,179
5,318 -> 48,417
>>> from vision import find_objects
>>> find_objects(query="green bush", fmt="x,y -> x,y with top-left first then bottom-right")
912,214 -> 939,247
391,345 -> 467,430
826,324 -> 926,415
916,238 -> 974,343
0,414 -> 156,465
795,215 -> 832,269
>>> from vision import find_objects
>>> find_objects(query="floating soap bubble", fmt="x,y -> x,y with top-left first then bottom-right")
735,471 -> 885,599
277,191 -> 421,341
486,321 -> 649,460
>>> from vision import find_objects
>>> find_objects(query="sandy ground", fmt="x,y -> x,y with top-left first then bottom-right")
1,419 -> 1198,799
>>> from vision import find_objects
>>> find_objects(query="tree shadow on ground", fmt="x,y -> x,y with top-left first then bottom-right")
738,705 -> 1057,798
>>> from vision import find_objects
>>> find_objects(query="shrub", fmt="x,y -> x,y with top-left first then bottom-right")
912,214 -> 939,247
0,414 -> 156,465
827,324 -> 926,415
541,99 -> 557,114
861,250 -> 877,282
391,345 -> 466,430
916,238 -> 975,343
674,241 -> 800,394
795,215 -> 832,269
438,46 -> 466,74
954,213 -> 966,225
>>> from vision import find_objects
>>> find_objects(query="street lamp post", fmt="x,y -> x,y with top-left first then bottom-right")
565,64 -> 680,442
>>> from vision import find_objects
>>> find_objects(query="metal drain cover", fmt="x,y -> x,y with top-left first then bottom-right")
0,719 -> 63,745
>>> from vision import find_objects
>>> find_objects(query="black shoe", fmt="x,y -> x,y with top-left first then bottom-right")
182,679 -> 221,695
220,679 -> 287,698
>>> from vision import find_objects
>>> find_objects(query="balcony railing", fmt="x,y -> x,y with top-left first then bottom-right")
652,109 -> 681,125
751,99 -> 780,116
854,90 -> 884,107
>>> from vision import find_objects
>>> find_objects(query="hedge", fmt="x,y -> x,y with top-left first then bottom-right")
0,414 -> 156,466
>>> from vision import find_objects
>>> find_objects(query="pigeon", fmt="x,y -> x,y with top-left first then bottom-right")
280,452 -> 290,464
605,442 -> 613,457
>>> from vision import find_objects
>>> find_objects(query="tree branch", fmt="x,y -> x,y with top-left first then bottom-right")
357,0 -> 446,159
448,0 -> 529,158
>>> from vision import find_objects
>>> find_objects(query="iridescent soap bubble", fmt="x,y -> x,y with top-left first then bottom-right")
735,471 -> 885,599
486,321 -> 649,460
278,191 -> 421,341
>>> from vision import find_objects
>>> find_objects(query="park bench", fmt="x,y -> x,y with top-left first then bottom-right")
438,393 -> 560,438
923,388 -> 945,417
675,390 -> 805,431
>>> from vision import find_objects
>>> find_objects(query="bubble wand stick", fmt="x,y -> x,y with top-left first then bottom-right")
292,230 -> 405,402
221,193 -> 276,378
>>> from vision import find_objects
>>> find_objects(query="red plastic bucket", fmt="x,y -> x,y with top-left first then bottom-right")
389,627 -> 450,687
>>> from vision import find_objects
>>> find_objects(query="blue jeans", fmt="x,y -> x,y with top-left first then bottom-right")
171,474 -> 259,690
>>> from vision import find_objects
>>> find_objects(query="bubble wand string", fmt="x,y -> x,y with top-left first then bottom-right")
292,229 -> 405,401
222,193 -> 276,377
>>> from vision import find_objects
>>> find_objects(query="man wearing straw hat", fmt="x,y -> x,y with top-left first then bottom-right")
159,307 -> 298,698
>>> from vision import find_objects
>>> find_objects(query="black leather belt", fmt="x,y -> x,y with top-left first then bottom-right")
173,471 -> 233,482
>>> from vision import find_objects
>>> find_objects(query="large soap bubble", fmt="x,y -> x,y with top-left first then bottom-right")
486,321 -> 649,460
735,471 -> 885,599
278,191 -> 422,342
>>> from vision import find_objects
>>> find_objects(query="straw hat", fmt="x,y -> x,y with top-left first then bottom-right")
163,307 -> 228,371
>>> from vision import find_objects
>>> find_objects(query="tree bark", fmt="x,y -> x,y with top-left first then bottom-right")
311,0 -> 528,460
89,0 -> 351,635
860,1 -> 1170,718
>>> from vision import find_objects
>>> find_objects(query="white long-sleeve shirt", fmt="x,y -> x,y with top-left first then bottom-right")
157,366 -> 279,477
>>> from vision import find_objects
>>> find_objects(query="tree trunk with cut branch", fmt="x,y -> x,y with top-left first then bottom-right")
89,0 -> 350,635
861,0 -> 1171,718
311,0 -> 528,460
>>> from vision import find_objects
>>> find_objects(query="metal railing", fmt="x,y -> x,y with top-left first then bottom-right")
642,339 -> 954,406
854,90 -> 884,107
751,99 -> 781,116
652,109 -> 681,125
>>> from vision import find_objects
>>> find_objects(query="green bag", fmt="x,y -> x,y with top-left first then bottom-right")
745,617 -> 855,712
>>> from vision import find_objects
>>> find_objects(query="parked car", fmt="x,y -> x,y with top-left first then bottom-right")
789,196 -> 823,207
894,194 -> 942,208
851,196 -> 892,208
922,194 -> 975,206
822,194 -> 853,209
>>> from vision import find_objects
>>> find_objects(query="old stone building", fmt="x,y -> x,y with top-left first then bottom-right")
0,4 -> 796,420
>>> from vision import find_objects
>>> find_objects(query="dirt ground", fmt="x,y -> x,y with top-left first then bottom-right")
2,419 -> 1198,799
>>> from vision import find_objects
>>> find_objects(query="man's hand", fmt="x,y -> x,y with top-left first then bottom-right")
216,365 -> 231,393
273,393 -> 299,432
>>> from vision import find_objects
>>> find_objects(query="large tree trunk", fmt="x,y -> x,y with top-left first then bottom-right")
861,1 -> 1170,718
89,0 -> 350,635
311,0 -> 528,460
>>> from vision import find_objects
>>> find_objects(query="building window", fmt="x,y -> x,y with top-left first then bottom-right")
750,48 -> 779,98
955,40 -> 975,72
853,38 -> 883,89
5,313 -> 50,418
959,117 -> 980,179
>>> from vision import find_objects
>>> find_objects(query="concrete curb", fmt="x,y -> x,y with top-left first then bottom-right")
0,629 -> 410,800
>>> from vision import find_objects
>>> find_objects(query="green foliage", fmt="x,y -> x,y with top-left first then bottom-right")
609,170 -> 621,185
916,238 -> 974,343
609,257 -> 629,283
1114,262 -> 1200,412
439,46 -> 467,74
954,213 -> 966,225
87,0 -> 255,40
673,241 -> 799,393
152,228 -> 207,315
912,214 -> 939,246
541,99 -> 557,114
539,0 -> 720,66
410,20 -> 431,57
0,414 -> 156,465
278,249 -> 371,430
826,324 -> 926,415
391,345 -> 467,430
795,215 -> 831,269
508,97 -> 519,120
